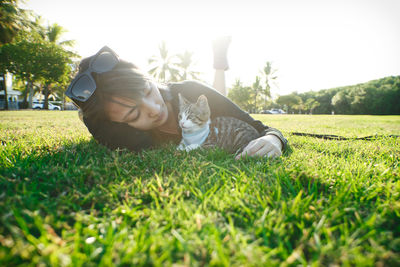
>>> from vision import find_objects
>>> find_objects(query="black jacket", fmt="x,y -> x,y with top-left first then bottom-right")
83,80 -> 288,152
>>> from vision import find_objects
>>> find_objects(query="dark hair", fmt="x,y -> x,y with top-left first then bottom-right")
69,52 -> 173,152
72,54 -> 155,123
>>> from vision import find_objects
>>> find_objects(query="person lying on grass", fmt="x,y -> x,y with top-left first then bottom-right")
65,44 -> 287,159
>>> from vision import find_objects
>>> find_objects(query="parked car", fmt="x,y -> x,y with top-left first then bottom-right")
32,101 -> 61,110
261,110 -> 273,114
272,109 -> 286,114
262,109 -> 287,114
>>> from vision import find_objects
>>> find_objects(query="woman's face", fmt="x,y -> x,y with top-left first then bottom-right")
104,81 -> 168,130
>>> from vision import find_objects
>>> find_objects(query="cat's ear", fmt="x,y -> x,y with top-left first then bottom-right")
178,93 -> 190,106
196,95 -> 208,108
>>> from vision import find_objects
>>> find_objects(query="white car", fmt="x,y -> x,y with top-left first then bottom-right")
265,109 -> 286,114
33,101 -> 61,110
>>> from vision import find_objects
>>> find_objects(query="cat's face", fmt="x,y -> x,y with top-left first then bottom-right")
178,94 -> 210,133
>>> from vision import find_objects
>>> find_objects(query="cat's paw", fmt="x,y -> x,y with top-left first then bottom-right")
185,144 -> 200,151
177,143 -> 186,151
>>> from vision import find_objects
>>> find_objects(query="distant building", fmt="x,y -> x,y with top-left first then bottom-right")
0,73 -> 21,110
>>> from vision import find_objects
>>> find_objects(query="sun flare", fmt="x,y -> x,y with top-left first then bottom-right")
22,0 -> 400,95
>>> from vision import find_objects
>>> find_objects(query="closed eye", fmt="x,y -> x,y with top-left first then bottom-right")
124,107 -> 139,122
127,110 -> 140,123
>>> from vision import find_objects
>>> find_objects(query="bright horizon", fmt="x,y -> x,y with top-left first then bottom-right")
22,0 -> 400,97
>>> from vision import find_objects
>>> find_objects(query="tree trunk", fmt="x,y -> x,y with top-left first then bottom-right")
43,84 -> 50,110
254,92 -> 257,113
1,74 -> 8,110
62,92 -> 66,110
22,83 -> 29,108
27,79 -> 33,109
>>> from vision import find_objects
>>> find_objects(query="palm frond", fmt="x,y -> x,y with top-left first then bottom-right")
59,39 -> 75,48
148,66 -> 159,75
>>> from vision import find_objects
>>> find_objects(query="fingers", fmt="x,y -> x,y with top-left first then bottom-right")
235,137 -> 282,160
267,148 -> 282,158
244,139 -> 263,155
235,139 -> 262,160
251,143 -> 280,158
253,145 -> 272,157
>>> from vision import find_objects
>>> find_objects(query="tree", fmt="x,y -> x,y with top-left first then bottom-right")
39,44 -> 72,109
0,40 -> 37,108
41,23 -> 75,48
313,89 -> 337,114
292,96 -> 305,114
276,93 -> 301,113
227,79 -> 253,112
37,22 -> 77,109
46,23 -> 75,47
331,91 -> 350,114
175,50 -> 201,81
260,61 -> 278,100
274,76 -> 400,115
148,41 -> 180,83
0,39 -> 72,108
305,98 -> 320,114
251,76 -> 263,112
348,86 -> 367,114
0,3 -> 77,110
0,0 -> 33,45
0,0 -> 31,109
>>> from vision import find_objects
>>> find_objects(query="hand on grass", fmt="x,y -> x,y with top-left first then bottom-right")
235,135 -> 283,160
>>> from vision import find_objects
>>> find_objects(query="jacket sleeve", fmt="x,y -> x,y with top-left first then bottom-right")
174,80 -> 288,151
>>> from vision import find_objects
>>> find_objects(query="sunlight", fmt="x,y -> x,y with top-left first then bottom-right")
23,0 -> 400,95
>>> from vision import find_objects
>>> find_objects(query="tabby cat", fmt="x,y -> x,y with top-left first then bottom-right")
177,94 -> 260,154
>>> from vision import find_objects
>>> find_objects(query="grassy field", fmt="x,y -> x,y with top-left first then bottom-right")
0,111 -> 399,266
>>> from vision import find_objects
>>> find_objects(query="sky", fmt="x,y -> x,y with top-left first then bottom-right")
21,0 -> 400,97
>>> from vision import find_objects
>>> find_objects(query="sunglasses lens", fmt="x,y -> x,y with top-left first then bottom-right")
92,51 -> 119,73
71,75 -> 96,101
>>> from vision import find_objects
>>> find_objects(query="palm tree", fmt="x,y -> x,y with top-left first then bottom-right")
175,51 -> 201,81
0,0 -> 30,109
38,23 -> 76,109
0,0 -> 27,45
42,23 -> 75,48
228,79 -> 253,112
251,76 -> 263,112
260,61 -> 278,101
148,41 -> 180,83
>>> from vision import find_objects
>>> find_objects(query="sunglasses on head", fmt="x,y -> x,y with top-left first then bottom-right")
66,46 -> 119,102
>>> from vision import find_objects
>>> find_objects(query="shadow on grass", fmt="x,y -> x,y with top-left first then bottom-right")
0,139 -> 280,211
0,137 -> 334,233
0,137 -> 332,220
2,138 -> 399,266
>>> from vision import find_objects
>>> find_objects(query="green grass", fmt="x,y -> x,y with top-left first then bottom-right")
1,111 -> 399,266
